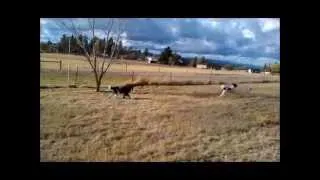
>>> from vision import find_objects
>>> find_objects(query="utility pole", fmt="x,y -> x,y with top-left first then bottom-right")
68,38 -> 71,54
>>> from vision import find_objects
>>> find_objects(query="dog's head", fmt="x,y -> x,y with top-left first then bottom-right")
110,86 -> 119,93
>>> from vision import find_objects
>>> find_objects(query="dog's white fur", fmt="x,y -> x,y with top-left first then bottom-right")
219,89 -> 227,97
219,84 -> 237,97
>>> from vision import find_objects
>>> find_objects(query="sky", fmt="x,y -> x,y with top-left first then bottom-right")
40,18 -> 280,66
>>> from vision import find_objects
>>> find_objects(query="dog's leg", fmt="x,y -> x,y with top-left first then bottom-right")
219,90 -> 226,97
106,93 -> 114,98
123,93 -> 131,99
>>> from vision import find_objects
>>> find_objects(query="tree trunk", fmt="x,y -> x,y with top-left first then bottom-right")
93,70 -> 100,92
96,75 -> 103,92
96,81 -> 101,92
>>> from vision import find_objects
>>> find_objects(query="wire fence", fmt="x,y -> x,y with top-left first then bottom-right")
40,61 -> 280,87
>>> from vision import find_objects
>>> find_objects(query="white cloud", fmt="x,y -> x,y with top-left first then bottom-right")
259,18 -> 280,32
199,19 -> 218,29
120,32 -> 127,39
170,26 -> 179,35
256,57 -> 279,65
231,22 -> 237,28
94,30 -> 105,39
40,19 -> 47,25
242,29 -> 255,39
202,39 -> 217,49
265,46 -> 276,53
225,39 -> 237,48
122,39 -> 131,47
180,52 -> 202,58
170,38 -> 217,53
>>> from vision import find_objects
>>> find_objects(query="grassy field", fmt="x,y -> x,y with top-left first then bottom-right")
40,83 -> 280,161
40,53 -> 266,75
40,53 -> 279,87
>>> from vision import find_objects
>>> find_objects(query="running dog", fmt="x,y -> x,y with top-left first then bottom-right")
110,84 -> 135,99
219,83 -> 238,96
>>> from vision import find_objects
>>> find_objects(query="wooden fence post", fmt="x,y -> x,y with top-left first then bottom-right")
67,64 -> 70,86
131,71 -> 134,82
75,64 -> 78,85
87,143 -> 89,162
170,72 -> 172,81
105,147 -> 107,161
59,60 -> 62,71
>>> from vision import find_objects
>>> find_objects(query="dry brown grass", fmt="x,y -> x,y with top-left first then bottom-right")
40,53 -> 256,75
40,82 -> 279,162
40,53 -> 279,88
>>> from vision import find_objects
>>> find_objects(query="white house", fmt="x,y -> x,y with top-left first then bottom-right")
196,64 -> 207,69
248,69 -> 252,74
146,56 -> 158,64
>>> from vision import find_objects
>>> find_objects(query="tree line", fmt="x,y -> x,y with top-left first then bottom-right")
40,34 -> 207,67
40,34 -> 156,60
40,34 -> 279,72
41,34 -> 126,58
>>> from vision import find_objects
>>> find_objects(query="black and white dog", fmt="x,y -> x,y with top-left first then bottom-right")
219,83 -> 237,96
110,84 -> 135,99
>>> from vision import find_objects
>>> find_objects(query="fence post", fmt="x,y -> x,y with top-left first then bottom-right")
170,72 -> 172,81
67,64 -> 70,86
87,143 -> 89,162
131,71 -> 134,82
75,64 -> 78,86
105,147 -> 107,161
126,63 -> 128,72
59,60 -> 62,71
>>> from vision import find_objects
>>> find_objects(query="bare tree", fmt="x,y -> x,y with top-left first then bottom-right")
58,18 -> 126,92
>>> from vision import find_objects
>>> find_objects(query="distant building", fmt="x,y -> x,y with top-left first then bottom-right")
146,56 -> 158,64
248,69 -> 252,74
196,64 -> 207,69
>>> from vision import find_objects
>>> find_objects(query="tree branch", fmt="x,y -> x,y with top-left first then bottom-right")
59,20 -> 95,71
89,18 -> 97,72
100,19 -> 114,75
101,20 -> 125,76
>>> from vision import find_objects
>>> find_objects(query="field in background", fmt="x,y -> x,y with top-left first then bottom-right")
40,53 -> 279,87
40,83 -> 279,161
41,53 -> 252,74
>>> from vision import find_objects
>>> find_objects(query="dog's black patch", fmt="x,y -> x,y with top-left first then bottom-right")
111,85 -> 134,99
